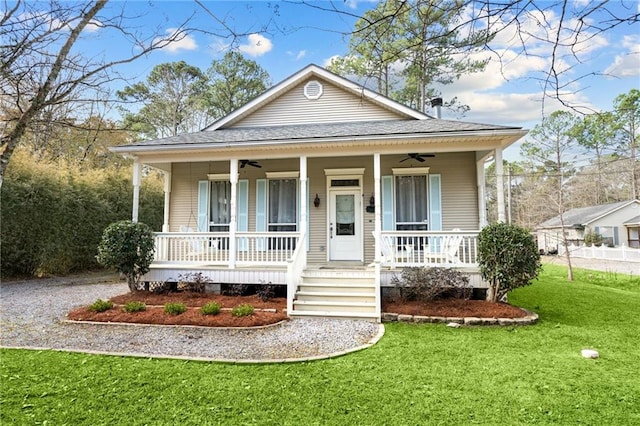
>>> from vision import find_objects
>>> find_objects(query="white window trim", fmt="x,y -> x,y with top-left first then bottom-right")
207,173 -> 230,181
265,171 -> 299,179
324,168 -> 365,176
392,167 -> 430,176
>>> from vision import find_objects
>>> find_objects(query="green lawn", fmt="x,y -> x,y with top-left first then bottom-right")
2,265 -> 639,425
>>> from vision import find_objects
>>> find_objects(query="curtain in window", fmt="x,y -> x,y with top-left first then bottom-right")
395,175 -> 428,230
210,181 -> 230,226
269,179 -> 297,231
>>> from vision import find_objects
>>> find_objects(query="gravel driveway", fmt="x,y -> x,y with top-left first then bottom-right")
0,277 -> 383,362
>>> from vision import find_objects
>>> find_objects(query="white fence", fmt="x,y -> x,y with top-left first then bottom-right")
559,243 -> 640,263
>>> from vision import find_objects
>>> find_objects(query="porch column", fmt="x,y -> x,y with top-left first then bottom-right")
229,159 -> 238,268
495,148 -> 506,223
299,156 -> 308,242
476,155 -> 487,228
162,171 -> 171,232
374,153 -> 381,261
132,157 -> 141,223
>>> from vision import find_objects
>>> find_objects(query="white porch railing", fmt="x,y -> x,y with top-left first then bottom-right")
153,232 -> 300,266
559,243 -> 640,262
377,230 -> 480,268
286,232 -> 307,314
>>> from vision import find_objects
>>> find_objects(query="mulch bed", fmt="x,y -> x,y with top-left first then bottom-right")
67,292 -> 288,327
382,298 -> 528,318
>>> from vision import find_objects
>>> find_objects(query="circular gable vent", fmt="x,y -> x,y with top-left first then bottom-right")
304,80 -> 323,100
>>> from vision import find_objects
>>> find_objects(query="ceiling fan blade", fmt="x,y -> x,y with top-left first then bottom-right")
416,156 -> 426,162
400,157 -> 410,162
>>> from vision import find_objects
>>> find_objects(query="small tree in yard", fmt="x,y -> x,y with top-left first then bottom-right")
97,221 -> 155,291
478,222 -> 542,303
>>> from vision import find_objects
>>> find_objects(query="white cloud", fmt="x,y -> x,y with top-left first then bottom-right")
155,28 -> 198,53
604,34 -> 640,78
286,50 -> 307,60
239,33 -> 273,57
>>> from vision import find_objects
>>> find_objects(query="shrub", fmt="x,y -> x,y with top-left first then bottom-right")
256,282 -> 276,301
88,299 -> 114,313
584,230 -> 603,247
231,304 -> 254,317
478,222 -> 542,303
391,267 -> 470,302
224,283 -> 248,297
96,220 -> 155,291
123,301 -> 146,313
200,302 -> 222,316
177,272 -> 209,293
164,303 -> 187,315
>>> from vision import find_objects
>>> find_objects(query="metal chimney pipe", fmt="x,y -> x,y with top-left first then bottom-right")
430,97 -> 443,119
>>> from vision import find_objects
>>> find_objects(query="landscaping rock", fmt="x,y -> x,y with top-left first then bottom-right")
446,322 -> 461,328
382,312 -> 398,322
581,349 -> 599,359
464,317 -> 483,325
413,315 -> 431,323
397,314 -> 413,323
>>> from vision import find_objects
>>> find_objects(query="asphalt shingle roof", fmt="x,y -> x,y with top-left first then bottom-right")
118,118 -> 522,149
536,200 -> 639,229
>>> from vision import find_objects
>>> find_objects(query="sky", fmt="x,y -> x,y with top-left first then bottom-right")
29,1 -> 640,159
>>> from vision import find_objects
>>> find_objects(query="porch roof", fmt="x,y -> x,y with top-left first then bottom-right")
112,118 -> 524,154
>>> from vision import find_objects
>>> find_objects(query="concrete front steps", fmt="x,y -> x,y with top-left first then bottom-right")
290,268 -> 379,321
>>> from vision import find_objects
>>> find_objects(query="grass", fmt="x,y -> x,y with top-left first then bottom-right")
1,265 -> 639,425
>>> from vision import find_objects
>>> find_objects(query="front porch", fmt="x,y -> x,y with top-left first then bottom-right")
144,229 -> 484,321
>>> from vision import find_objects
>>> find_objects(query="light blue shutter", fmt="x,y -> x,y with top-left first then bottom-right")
613,226 -> 619,246
197,180 -> 209,232
382,176 -> 394,231
256,179 -> 267,251
237,179 -> 249,251
429,174 -> 442,231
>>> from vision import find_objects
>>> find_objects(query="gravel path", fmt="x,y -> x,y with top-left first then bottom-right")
0,278 -> 383,362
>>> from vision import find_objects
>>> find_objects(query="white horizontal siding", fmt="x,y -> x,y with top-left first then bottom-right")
232,78 -> 402,128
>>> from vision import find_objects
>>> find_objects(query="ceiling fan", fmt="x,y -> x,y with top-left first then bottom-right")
399,153 -> 435,163
239,159 -> 261,168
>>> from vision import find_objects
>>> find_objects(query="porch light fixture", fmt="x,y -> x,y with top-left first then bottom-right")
369,194 -> 375,207
314,194 -> 321,208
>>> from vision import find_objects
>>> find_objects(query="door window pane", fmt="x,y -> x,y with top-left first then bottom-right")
336,194 -> 355,236
395,175 -> 428,231
268,179 -> 297,232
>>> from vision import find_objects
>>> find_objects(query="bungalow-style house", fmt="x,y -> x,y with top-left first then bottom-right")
535,199 -> 640,253
112,64 -> 527,321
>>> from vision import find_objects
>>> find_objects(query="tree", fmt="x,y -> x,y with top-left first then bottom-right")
118,61 -> 208,140
327,0 -> 489,113
478,222 -> 542,303
0,0 -> 197,188
204,51 -> 271,119
570,112 -> 616,204
97,220 -> 155,291
611,89 -> 640,200
309,1 -> 639,112
521,110 -> 579,280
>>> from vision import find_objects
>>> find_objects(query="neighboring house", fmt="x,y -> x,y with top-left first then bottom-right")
535,200 -> 640,253
112,64 -> 527,321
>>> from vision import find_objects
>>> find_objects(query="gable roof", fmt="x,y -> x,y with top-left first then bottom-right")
536,200 -> 640,229
204,64 -> 430,131
112,64 -> 528,156
623,215 -> 640,226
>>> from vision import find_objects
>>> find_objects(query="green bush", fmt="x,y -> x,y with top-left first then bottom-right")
583,230 -> 603,246
231,304 -> 254,317
96,220 -> 155,291
391,267 -> 470,302
200,302 -> 222,316
88,299 -> 114,313
164,303 -> 187,315
478,222 -> 542,302
0,153 -> 163,279
123,301 -> 146,313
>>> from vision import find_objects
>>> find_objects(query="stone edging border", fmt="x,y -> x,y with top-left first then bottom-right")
381,309 -> 538,326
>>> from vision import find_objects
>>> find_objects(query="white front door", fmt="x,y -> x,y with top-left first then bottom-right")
329,189 -> 362,261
